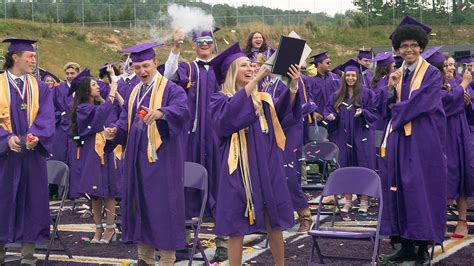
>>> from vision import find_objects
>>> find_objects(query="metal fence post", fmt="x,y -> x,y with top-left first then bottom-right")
82,0 -> 85,27
108,4 -> 111,28
31,0 -> 34,22
56,2 -> 59,24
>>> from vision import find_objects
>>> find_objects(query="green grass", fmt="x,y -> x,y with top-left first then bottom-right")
0,19 -> 471,79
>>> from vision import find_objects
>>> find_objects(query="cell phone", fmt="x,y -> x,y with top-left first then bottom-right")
462,63 -> 468,74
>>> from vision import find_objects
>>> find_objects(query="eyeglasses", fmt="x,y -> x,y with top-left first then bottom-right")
399,43 -> 420,50
195,37 -> 214,46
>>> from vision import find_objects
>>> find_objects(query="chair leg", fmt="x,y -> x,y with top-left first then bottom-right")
441,243 -> 445,253
264,235 -> 269,248
56,232 -> 73,259
309,237 -> 316,263
313,238 -> 324,264
430,242 -> 435,261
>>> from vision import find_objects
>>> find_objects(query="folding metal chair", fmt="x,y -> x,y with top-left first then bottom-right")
309,167 -> 383,265
307,125 -> 328,143
44,160 -> 73,265
183,162 -> 209,266
302,141 -> 340,191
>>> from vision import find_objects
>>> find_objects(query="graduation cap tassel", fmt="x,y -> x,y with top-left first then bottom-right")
211,26 -> 219,54
34,44 -> 40,78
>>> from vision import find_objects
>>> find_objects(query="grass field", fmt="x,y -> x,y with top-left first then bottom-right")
0,19 -> 472,79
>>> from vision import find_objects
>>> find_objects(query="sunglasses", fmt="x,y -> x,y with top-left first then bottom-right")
195,37 -> 214,46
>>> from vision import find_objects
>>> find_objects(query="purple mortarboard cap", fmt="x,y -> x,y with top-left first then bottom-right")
99,62 -> 117,71
119,43 -> 160,63
192,26 -> 221,40
373,51 -> 395,67
311,51 -> 329,64
209,42 -> 245,84
39,69 -> 60,83
458,55 -> 474,64
390,16 -> 432,40
3,38 -> 37,52
68,68 -> 92,96
421,46 -> 446,65
340,59 -> 368,73
357,50 -> 373,59
331,65 -> 343,76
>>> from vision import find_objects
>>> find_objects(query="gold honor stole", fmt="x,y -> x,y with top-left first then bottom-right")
127,73 -> 168,163
0,73 -> 39,133
94,134 -> 120,167
381,57 -> 430,158
227,91 -> 286,225
299,76 -> 313,123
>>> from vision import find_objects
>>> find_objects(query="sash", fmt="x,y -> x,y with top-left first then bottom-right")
127,73 -> 168,163
381,57 -> 430,158
227,91 -> 286,225
0,72 -> 39,133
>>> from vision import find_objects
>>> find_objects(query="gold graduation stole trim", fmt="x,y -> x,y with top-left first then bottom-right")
127,73 -> 168,163
0,73 -> 39,133
227,91 -> 287,225
299,77 -> 313,123
380,57 -> 430,158
95,132 -> 106,165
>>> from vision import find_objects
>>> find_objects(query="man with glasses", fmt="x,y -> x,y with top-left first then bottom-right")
162,28 -> 228,263
380,16 -> 447,265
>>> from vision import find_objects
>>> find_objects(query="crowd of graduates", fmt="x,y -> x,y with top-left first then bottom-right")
1,14 -> 474,266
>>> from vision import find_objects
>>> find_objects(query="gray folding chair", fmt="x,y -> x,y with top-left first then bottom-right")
302,141 -> 340,191
44,160 -> 73,265
308,125 -> 328,143
183,162 -> 209,266
309,167 -> 383,265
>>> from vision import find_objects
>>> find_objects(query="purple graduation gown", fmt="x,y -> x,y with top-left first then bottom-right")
308,72 -> 340,126
0,78 -> 55,243
109,77 -> 189,250
325,88 -> 378,169
380,64 -> 447,244
371,75 -> 390,131
210,88 -> 301,236
118,75 -> 140,101
361,70 -> 374,89
442,81 -> 474,199
51,82 -> 72,163
76,100 -> 122,198
173,61 -> 221,218
268,78 -> 316,211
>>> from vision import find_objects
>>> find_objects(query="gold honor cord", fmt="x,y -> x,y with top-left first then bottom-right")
299,76 -> 313,123
238,130 -> 255,225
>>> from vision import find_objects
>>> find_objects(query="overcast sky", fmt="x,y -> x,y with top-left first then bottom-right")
201,0 -> 357,16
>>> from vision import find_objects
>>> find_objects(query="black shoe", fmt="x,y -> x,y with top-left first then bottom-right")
211,246 -> 228,263
382,247 -> 417,263
137,259 -> 149,266
416,248 -> 430,265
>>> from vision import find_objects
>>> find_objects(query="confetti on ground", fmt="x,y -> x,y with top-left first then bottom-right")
288,164 -> 294,168
322,121 -> 328,125
293,148 -> 298,152
298,244 -> 305,249
346,143 -> 353,148
298,157 -> 305,161
81,237 -> 90,242
84,193 -> 91,200
315,149 -> 321,154
340,243 -> 344,246
309,155 -> 316,158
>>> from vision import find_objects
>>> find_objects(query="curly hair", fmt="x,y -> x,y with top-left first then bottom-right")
3,51 -> 24,70
244,31 -> 268,54
391,25 -> 429,51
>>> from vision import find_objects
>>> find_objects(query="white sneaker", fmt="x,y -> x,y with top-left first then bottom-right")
341,203 -> 352,213
359,200 -> 368,213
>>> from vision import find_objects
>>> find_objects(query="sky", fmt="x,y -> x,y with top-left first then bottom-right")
201,0 -> 357,16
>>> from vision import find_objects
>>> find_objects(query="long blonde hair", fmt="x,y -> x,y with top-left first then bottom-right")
221,57 -> 262,113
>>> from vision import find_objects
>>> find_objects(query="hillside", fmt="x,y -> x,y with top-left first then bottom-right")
1,19 -> 473,79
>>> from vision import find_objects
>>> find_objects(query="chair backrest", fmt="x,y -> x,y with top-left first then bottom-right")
321,167 -> 382,198
374,130 -> 384,148
47,160 -> 69,188
303,141 -> 339,163
184,162 -> 208,192
308,125 -> 328,142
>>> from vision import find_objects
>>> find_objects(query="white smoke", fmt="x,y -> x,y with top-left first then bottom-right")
148,4 -> 215,44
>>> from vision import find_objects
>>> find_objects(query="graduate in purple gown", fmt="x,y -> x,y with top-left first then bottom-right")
162,28 -> 228,261
104,42 -> 189,266
380,16 -> 447,264
244,31 -> 275,62
0,38 -> 55,265
51,62 -> 80,164
308,52 -> 341,129
209,42 -> 301,266
325,59 -> 378,213
370,51 -> 396,131
70,67 -> 122,245
426,48 -> 474,239
117,56 -> 140,101
357,50 -> 374,89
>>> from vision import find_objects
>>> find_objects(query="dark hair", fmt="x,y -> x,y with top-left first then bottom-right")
371,64 -> 392,89
99,65 -> 120,83
391,25 -> 429,51
3,51 -> 24,70
334,72 -> 361,111
244,31 -> 268,54
71,77 -> 93,138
